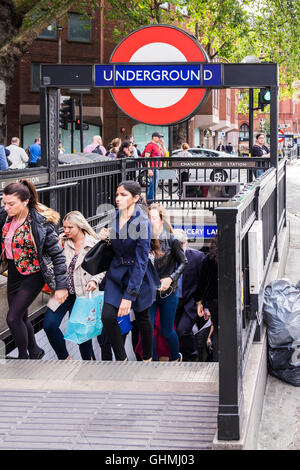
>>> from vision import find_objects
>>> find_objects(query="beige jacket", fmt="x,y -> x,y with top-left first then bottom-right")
47,233 -> 104,312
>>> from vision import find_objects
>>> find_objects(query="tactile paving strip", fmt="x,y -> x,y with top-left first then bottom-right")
0,389 -> 218,450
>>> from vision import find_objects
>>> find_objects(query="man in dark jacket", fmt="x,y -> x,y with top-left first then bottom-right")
0,143 -> 9,171
174,229 -> 205,361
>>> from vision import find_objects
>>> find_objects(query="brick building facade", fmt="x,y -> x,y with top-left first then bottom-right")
5,4 -> 298,156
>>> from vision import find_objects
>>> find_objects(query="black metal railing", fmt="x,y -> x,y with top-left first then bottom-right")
0,156 -> 285,432
214,158 -> 287,440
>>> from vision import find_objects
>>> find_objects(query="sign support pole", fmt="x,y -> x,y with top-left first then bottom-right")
48,88 -> 59,212
79,93 -> 84,152
40,86 -> 49,167
248,89 -> 254,182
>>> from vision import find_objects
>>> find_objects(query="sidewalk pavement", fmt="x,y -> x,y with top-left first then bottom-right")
257,159 -> 300,450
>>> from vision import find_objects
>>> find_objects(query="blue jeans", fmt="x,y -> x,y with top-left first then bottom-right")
149,291 -> 180,361
44,294 -> 93,360
147,169 -> 159,203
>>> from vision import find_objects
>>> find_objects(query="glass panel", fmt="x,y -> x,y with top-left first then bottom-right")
68,13 -> 92,43
132,124 -> 169,153
38,22 -> 57,39
31,63 -> 41,91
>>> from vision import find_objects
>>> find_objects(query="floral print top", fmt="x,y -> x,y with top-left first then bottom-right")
1,214 -> 40,275
66,254 -> 78,294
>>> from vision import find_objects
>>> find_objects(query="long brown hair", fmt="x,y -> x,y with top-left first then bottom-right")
3,179 -> 60,225
148,202 -> 173,256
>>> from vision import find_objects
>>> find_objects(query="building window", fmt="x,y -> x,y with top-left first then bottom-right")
226,97 -> 231,116
31,63 -> 41,92
213,89 -> 218,108
239,123 -> 249,141
38,22 -> 57,39
68,13 -> 92,43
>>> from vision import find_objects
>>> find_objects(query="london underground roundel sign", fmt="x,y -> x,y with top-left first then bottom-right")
109,25 -> 210,126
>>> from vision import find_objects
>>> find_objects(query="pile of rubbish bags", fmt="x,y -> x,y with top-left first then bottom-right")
263,279 -> 300,386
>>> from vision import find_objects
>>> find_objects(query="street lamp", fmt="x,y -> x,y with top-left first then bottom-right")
57,26 -> 64,64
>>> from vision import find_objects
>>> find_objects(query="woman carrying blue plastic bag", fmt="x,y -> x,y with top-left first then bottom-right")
64,290 -> 104,345
100,181 -> 160,361
44,211 -> 104,360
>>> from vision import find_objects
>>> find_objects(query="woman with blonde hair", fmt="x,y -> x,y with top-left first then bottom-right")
107,138 -> 121,159
148,202 -> 187,361
0,179 -> 68,359
44,211 -> 104,360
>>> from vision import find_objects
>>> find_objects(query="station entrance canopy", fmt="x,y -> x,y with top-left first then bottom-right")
41,24 -> 278,126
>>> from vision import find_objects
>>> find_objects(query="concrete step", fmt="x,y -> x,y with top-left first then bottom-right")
0,359 -> 218,394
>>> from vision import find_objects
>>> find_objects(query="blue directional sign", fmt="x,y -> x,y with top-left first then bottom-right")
173,225 -> 217,238
95,63 -> 223,88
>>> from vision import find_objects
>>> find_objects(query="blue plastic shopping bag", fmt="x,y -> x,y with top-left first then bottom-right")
64,291 -> 104,344
118,314 -> 132,335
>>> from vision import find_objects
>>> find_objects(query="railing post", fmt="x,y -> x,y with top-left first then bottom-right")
270,82 -> 279,261
215,206 -> 244,440
47,88 -> 59,211
121,158 -> 127,181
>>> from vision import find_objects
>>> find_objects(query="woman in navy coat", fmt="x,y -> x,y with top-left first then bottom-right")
100,180 -> 160,361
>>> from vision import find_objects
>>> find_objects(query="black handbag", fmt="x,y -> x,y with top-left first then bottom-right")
82,239 -> 114,275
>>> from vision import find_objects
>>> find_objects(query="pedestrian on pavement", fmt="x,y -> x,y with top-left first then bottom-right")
0,141 -> 9,171
58,141 -> 65,155
100,180 -> 160,361
125,135 -> 138,158
142,132 -> 167,203
148,203 -> 187,361
117,140 -> 133,158
217,141 -> 226,152
173,229 -> 205,362
194,234 -> 219,362
84,135 -> 106,155
107,138 -> 121,159
176,143 -> 192,196
44,211 -> 105,360
251,133 -> 270,177
6,137 -> 29,169
134,144 -> 141,157
28,138 -> 41,167
0,179 -> 68,359
226,142 -> 233,154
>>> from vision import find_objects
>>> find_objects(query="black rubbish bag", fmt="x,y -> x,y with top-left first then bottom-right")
263,279 -> 300,387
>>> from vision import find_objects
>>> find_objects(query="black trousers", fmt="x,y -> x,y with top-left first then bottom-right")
102,303 -> 153,361
6,260 -> 45,359
175,298 -> 198,361
194,327 -> 211,361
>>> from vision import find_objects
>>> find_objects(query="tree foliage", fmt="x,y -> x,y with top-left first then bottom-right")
0,0 -> 99,87
106,0 -> 300,95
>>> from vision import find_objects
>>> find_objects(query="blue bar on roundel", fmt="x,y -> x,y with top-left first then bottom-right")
114,64 -> 201,87
95,65 -> 114,87
202,64 -> 222,86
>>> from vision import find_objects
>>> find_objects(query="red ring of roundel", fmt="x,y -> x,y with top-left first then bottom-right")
110,26 -> 207,125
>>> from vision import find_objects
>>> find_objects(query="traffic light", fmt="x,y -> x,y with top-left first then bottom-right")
75,118 -> 89,131
59,107 -> 68,130
258,88 -> 271,111
63,98 -> 76,122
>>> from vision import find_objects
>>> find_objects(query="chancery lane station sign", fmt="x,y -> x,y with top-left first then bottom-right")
41,24 -> 278,126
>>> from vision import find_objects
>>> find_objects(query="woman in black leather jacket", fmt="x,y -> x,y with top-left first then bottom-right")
148,203 -> 187,361
0,180 -> 67,359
